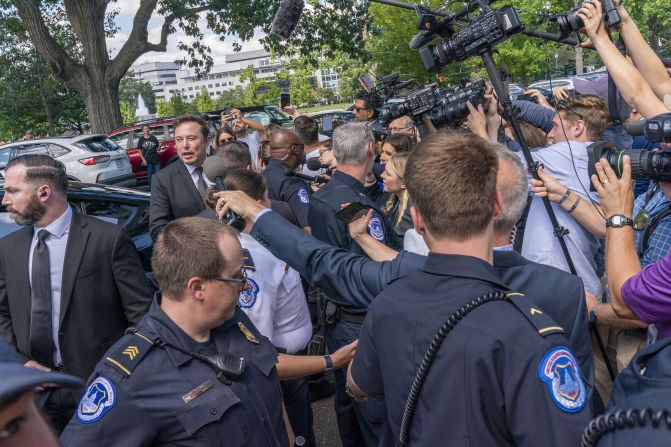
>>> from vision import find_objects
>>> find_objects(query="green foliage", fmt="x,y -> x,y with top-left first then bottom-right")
119,78 -> 157,114
239,65 -> 280,106
216,87 -> 244,108
194,88 -> 217,112
155,93 -> 196,117
119,101 -> 136,125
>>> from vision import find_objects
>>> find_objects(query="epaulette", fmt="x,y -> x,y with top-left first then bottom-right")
103,329 -> 156,377
506,292 -> 565,337
242,248 -> 256,272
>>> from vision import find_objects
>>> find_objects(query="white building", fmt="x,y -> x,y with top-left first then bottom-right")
129,49 -> 340,101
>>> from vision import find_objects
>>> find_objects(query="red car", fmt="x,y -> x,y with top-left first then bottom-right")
107,118 -> 179,182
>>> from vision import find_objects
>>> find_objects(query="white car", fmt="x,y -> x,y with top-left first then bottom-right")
0,135 -> 136,187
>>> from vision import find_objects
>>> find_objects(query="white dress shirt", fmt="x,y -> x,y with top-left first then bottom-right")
184,158 -> 215,191
28,205 -> 72,366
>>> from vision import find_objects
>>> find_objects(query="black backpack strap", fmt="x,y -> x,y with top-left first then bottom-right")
641,206 -> 671,255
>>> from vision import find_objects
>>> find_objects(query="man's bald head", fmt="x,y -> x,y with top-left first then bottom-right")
269,129 -> 305,169
493,146 -> 528,239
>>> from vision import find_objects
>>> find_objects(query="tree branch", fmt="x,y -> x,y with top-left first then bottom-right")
11,0 -> 84,89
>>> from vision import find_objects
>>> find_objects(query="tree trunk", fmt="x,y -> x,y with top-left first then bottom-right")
78,71 -> 123,134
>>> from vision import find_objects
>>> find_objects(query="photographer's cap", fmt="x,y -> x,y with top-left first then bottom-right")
0,339 -> 83,402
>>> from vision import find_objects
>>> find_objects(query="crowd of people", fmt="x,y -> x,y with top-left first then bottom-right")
1,1 -> 670,446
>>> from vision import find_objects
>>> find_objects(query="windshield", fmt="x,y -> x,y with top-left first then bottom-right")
74,137 -> 123,153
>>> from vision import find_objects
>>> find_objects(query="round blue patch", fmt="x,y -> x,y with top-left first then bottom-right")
77,376 -> 117,424
538,346 -> 586,413
238,278 -> 259,308
297,188 -> 310,205
367,216 -> 385,241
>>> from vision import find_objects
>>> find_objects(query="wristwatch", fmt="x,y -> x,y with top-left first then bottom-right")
606,214 -> 634,228
589,307 -> 598,324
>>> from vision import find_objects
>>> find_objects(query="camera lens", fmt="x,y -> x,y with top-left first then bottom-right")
595,145 -> 671,181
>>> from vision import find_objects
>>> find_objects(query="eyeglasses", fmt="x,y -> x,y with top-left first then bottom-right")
388,127 -> 414,134
319,148 -> 332,156
270,143 -> 304,152
206,270 -> 248,290
353,107 -> 369,113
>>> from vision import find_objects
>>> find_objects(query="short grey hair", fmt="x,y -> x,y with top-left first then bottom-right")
493,145 -> 529,236
332,122 -> 374,165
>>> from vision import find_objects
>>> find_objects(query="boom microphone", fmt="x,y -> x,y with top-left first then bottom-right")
202,157 -> 246,231
306,157 -> 329,171
270,0 -> 305,39
624,119 -> 645,137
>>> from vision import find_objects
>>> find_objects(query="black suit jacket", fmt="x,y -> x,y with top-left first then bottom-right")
0,210 -> 152,380
149,161 -> 206,240
251,211 -> 593,379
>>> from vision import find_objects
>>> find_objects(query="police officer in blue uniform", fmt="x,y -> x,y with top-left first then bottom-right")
60,217 -> 289,446
308,122 -> 399,446
347,132 -> 592,446
261,129 -> 311,231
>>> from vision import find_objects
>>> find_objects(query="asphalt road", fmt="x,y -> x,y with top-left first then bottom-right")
312,395 -> 342,447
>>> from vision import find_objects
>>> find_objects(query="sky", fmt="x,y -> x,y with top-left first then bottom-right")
106,0 -> 265,66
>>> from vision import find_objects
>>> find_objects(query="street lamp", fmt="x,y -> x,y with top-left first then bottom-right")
554,52 -> 559,69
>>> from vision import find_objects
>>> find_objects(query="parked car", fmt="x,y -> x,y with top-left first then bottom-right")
0,135 -> 135,187
308,110 -> 357,137
528,78 -> 574,92
0,182 -> 152,271
107,118 -> 179,183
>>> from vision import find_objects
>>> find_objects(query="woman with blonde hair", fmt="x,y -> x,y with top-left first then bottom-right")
382,152 -> 413,238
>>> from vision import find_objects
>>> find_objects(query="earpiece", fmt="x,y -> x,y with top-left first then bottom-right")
39,190 -> 47,198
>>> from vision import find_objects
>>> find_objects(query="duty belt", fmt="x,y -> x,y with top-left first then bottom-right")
323,300 -> 366,325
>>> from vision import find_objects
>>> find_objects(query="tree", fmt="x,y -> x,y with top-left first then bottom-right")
155,92 -> 195,117
216,86 -> 244,108
119,78 -> 157,115
239,65 -> 280,106
194,88 -> 217,112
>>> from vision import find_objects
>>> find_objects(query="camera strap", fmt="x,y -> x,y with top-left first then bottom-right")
607,37 -> 628,125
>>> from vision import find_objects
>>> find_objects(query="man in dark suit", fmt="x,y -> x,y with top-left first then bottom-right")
0,155 -> 152,432
149,114 -> 214,240
214,145 -> 594,382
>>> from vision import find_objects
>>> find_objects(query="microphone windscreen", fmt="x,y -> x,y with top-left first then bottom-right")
306,157 -> 324,171
270,0 -> 305,40
624,119 -> 645,136
202,156 -> 228,183
409,31 -> 430,50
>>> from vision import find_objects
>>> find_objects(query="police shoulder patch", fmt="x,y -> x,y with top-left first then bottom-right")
77,376 -> 117,424
538,346 -> 586,413
367,216 -> 385,241
297,188 -> 310,204
238,277 -> 259,308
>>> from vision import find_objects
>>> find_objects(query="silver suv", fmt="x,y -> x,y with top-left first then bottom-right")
0,135 -> 135,187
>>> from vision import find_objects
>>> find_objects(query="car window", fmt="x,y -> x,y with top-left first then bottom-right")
0,147 -> 13,169
108,132 -> 130,149
150,126 -> 166,142
48,144 -> 71,158
0,212 -> 20,238
74,137 -> 123,153
266,106 -> 290,121
8,144 -> 51,161
83,200 -> 136,226
244,111 -> 270,126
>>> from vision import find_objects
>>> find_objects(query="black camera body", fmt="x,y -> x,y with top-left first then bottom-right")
377,83 -> 439,127
419,6 -> 522,72
587,141 -> 671,183
551,0 -> 621,38
431,79 -> 486,127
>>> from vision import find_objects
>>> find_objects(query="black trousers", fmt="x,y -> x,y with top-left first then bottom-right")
38,386 -> 80,435
281,376 -> 316,447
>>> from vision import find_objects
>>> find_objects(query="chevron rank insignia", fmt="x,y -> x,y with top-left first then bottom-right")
507,292 -> 565,337
104,332 -> 154,377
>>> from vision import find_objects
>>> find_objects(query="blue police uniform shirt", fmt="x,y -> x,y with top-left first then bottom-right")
351,253 -> 592,446
60,297 -> 288,447
261,158 -> 311,228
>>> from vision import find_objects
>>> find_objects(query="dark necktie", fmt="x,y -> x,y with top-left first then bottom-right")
194,166 -> 208,200
29,229 -> 55,366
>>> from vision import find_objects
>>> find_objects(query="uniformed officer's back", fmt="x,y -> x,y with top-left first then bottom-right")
348,132 -> 591,447
60,217 -> 288,446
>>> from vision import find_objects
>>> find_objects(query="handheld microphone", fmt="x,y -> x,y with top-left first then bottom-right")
202,157 -> 246,231
270,0 -> 305,39
284,168 -> 328,184
306,157 -> 329,171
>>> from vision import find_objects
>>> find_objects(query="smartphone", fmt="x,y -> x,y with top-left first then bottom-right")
322,115 -> 333,134
335,202 -> 372,224
280,92 -> 290,109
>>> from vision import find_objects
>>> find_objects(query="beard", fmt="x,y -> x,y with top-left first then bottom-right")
8,193 -> 46,226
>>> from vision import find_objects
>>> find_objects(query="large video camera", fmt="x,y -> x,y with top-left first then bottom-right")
588,113 -> 671,182
376,79 -> 485,128
418,5 -> 522,73
550,0 -> 621,39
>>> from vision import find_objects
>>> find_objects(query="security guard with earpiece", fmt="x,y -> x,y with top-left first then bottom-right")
61,217 -> 289,446
347,132 -> 593,446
